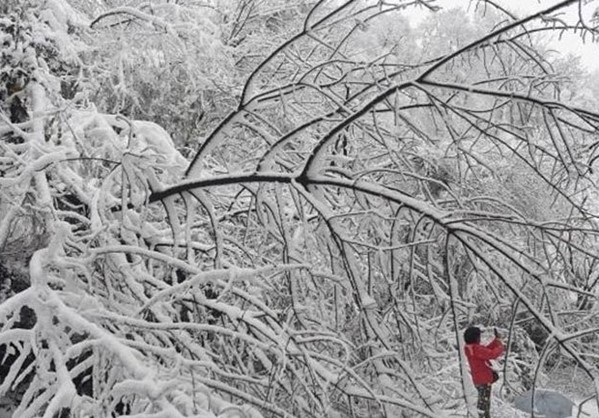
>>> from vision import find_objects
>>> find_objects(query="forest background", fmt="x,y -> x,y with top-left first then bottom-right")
2,0 -> 599,417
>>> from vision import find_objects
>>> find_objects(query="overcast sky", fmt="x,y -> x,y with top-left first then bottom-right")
405,0 -> 599,70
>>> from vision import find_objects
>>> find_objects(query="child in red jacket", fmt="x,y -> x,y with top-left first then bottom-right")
464,326 -> 504,418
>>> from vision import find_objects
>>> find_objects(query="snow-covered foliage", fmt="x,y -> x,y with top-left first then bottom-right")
2,0 -> 599,417
0,1 -> 264,416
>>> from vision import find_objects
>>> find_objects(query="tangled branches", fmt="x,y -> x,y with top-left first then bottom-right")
1,0 -> 599,417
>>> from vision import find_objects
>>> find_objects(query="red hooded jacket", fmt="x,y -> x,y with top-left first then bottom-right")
464,338 -> 504,385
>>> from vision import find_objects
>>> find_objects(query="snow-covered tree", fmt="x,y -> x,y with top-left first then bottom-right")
2,0 -> 599,417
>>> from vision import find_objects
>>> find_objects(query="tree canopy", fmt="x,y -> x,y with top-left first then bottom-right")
1,0 -> 599,417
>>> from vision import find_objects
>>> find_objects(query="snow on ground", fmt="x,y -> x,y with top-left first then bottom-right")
492,396 -> 599,418
492,365 -> 599,418
575,399 -> 599,418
